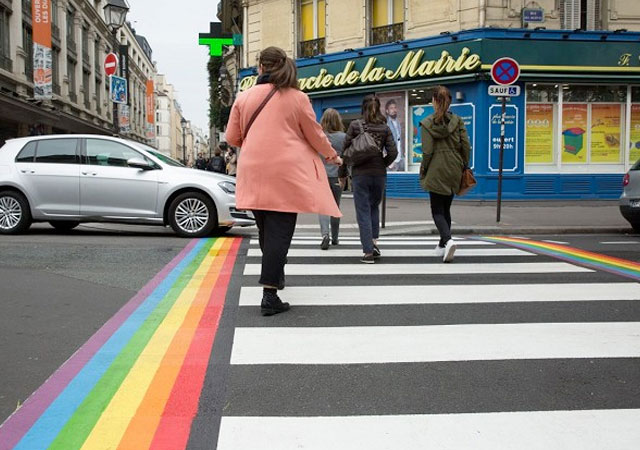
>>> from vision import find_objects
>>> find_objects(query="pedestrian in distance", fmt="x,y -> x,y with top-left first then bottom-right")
195,152 -> 207,170
225,146 -> 238,176
340,94 -> 398,264
207,146 -> 227,174
318,108 -> 346,250
419,86 -> 471,263
226,46 -> 343,316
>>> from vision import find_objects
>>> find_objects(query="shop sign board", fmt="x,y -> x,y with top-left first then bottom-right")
110,75 -> 128,104
522,8 -> 545,23
491,57 -> 520,85
489,85 -> 520,97
489,104 -> 519,172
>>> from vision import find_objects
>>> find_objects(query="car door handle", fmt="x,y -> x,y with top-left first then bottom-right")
20,169 -> 35,174
82,171 -> 97,176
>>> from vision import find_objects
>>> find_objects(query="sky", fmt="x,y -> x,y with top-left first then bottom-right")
128,0 -> 220,134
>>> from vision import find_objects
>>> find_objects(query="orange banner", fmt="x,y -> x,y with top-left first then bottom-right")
146,80 -> 155,124
32,0 -> 52,47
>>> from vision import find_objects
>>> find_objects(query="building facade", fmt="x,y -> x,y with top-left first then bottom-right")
232,0 -> 640,199
0,0 -> 157,147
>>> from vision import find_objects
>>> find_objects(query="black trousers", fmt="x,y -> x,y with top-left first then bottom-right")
253,210 -> 297,287
429,192 -> 454,247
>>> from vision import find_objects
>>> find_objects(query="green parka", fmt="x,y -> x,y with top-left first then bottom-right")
419,112 -> 471,196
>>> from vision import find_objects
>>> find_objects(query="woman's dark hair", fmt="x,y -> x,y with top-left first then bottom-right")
432,85 -> 452,124
361,94 -> 386,125
259,46 -> 298,90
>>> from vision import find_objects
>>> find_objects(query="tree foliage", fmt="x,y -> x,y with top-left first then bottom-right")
207,56 -> 231,131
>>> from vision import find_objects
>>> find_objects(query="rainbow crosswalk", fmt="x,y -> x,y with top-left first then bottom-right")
481,236 -> 640,282
0,237 -> 241,450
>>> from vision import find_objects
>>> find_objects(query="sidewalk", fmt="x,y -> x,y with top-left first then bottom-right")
295,197 -> 634,236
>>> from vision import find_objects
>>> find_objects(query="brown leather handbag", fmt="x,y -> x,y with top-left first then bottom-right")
456,120 -> 477,196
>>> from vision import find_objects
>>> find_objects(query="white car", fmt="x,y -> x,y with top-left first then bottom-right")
0,135 -> 253,237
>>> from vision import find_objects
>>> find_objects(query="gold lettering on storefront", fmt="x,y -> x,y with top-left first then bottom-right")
619,53 -> 632,66
239,47 -> 482,92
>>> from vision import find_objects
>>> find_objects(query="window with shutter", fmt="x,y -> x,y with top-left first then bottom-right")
560,0 -> 581,29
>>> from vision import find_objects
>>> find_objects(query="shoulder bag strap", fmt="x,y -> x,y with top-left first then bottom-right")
243,86 -> 278,141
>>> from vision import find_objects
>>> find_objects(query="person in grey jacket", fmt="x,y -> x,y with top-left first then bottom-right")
318,108 -> 346,249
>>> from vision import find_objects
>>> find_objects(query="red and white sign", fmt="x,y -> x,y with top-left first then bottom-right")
104,53 -> 118,77
491,57 -> 520,86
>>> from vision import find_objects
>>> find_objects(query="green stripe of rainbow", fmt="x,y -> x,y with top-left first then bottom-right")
480,236 -> 640,282
0,237 -> 241,450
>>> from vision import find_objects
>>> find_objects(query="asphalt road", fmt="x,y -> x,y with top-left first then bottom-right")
0,225 -> 638,448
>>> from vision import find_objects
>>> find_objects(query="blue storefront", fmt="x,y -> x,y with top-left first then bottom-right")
238,28 -> 640,200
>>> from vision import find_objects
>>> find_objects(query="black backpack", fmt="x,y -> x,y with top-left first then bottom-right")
209,156 -> 226,173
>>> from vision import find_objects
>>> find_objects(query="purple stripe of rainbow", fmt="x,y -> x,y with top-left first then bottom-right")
479,236 -> 640,282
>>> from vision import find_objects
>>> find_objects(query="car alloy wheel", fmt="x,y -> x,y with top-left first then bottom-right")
0,190 -> 32,234
0,196 -> 21,230
168,192 -> 217,237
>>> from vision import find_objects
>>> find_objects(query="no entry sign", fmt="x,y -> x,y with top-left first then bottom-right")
104,53 -> 118,77
491,57 -> 520,86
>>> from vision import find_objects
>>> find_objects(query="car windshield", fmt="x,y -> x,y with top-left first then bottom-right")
132,142 -> 185,167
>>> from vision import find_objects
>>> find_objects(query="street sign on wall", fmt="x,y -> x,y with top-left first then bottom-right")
491,57 -> 520,86
110,75 -> 128,104
488,85 -> 521,97
104,53 -> 118,76
523,8 -> 545,23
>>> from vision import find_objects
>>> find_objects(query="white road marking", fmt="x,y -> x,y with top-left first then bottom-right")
247,248 -> 533,258
243,262 -> 591,276
218,409 -> 640,450
230,322 -> 640,364
543,240 -> 569,244
250,239 -> 495,247
600,241 -> 640,245
238,283 -> 640,306
293,220 -> 438,229
288,236 -> 456,241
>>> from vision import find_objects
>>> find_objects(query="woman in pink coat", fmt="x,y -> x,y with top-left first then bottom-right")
226,46 -> 343,316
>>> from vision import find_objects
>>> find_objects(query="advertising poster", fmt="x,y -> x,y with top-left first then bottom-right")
489,104 -> 518,171
590,104 -> 622,163
525,104 -> 554,164
411,104 -> 474,166
119,104 -> 131,133
377,91 -> 406,171
631,104 -> 640,164
32,0 -> 52,100
145,80 -> 155,139
561,104 -> 588,163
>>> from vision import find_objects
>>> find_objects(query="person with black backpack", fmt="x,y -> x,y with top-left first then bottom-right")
207,147 -> 227,174
340,94 -> 397,264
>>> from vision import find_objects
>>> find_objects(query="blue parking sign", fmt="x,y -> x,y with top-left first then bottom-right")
110,75 -> 128,104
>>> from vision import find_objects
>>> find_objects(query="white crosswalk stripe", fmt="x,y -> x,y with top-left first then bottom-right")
219,236 -> 640,449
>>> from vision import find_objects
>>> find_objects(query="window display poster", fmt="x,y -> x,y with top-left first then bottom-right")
377,91 -> 406,171
629,104 -> 640,163
410,104 -> 474,166
525,104 -> 554,164
562,104 -> 588,163
489,104 -> 518,171
591,104 -> 622,163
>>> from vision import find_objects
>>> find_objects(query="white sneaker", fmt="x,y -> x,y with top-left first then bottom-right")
443,239 -> 456,263
434,244 -> 445,257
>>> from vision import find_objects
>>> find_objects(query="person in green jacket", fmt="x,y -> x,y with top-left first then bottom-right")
419,86 -> 471,263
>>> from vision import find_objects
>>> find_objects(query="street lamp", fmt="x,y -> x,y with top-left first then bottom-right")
181,117 -> 187,165
104,0 -> 130,136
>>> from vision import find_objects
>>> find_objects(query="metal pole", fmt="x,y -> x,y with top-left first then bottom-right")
182,127 -> 186,165
496,96 -> 507,223
112,30 -> 119,135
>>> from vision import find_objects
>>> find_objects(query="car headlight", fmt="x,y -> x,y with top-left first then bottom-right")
218,181 -> 236,194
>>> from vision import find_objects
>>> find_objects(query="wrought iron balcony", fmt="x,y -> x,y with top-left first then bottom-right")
371,23 -> 404,46
0,55 -> 12,72
299,38 -> 325,58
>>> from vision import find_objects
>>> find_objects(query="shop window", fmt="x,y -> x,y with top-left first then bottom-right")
299,0 -> 325,58
631,87 -> 640,164
0,6 -> 11,71
525,84 -> 627,171
371,0 -> 403,45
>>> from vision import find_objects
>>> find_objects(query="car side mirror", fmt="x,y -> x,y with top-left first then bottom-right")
127,158 -> 154,170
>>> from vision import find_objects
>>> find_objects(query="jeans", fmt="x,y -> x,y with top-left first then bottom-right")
352,175 -> 385,254
252,210 -> 297,287
429,191 -> 454,247
318,177 -> 343,241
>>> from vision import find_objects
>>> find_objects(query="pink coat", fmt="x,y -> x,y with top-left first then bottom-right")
226,84 -> 342,217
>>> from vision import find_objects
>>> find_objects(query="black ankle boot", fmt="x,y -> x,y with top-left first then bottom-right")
261,290 -> 290,316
